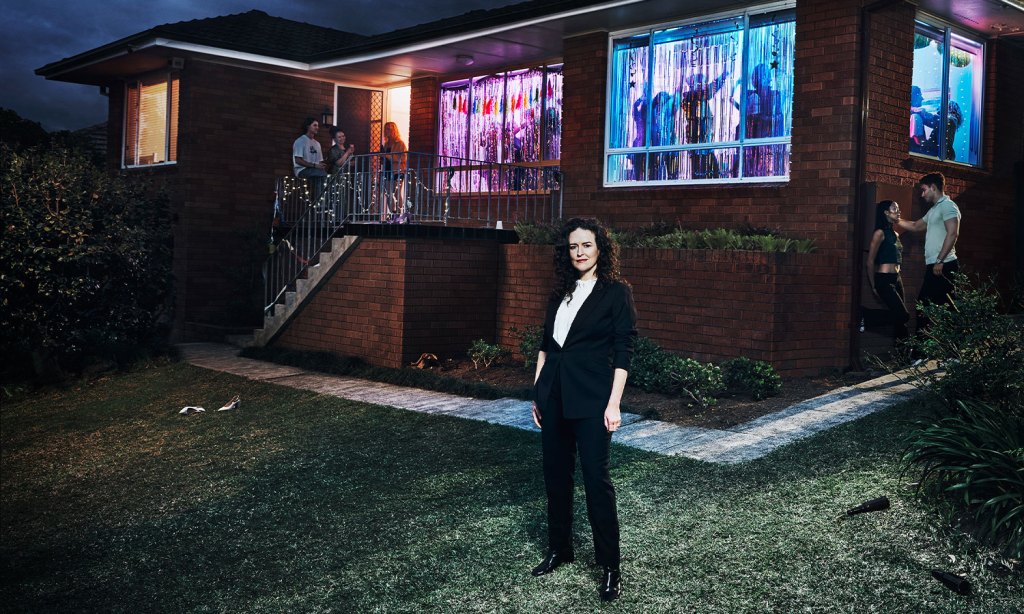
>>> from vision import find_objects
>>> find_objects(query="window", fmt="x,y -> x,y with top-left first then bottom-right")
910,19 -> 983,165
437,65 -> 562,191
605,6 -> 795,185
124,73 -> 179,167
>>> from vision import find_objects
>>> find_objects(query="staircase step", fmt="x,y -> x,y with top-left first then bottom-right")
225,334 -> 255,348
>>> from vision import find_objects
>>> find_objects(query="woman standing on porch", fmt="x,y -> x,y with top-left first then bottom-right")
530,217 -> 637,603
380,122 -> 407,220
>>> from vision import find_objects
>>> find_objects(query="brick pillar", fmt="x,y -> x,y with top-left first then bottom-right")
561,31 -> 609,216
409,76 -> 438,154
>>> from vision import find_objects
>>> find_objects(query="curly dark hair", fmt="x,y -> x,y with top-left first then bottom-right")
551,217 -> 625,303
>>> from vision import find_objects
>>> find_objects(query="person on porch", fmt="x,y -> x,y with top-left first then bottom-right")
292,117 -> 328,179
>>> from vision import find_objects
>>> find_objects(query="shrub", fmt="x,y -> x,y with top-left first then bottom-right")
903,400 -> 1024,558
900,276 -> 1024,413
515,221 -> 816,253
628,336 -> 723,408
513,220 -> 559,245
722,357 -> 782,400
467,339 -> 506,370
0,144 -> 173,381
508,324 -> 544,369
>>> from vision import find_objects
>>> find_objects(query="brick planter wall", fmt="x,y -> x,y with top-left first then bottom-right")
498,244 -> 844,377
274,237 -> 498,368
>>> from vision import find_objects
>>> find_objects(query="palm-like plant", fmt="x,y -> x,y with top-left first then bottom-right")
904,400 -> 1024,558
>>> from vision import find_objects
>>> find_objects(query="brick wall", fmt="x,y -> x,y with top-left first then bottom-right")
105,60 -> 338,340
497,244 -> 844,376
275,239 -> 407,366
274,237 -> 499,368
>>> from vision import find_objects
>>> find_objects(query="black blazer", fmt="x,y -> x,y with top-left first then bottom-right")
534,280 -> 638,419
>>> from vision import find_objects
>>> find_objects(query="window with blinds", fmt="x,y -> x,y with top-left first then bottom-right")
124,73 -> 179,167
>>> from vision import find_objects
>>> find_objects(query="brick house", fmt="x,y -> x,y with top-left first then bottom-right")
37,0 -> 1024,375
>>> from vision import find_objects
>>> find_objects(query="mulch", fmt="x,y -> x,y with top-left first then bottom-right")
429,358 -> 878,430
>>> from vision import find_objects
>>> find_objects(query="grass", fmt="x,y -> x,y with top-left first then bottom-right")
2,361 -> 1021,612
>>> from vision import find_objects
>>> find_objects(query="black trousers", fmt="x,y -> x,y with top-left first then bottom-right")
917,259 -> 959,333
541,374 -> 620,568
864,272 -> 909,340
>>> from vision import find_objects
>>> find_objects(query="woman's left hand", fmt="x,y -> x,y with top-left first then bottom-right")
604,406 -> 621,433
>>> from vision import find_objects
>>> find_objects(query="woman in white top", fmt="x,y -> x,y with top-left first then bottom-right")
530,217 -> 637,602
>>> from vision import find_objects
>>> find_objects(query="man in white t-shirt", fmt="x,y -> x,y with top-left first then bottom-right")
292,117 -> 327,178
896,171 -> 961,332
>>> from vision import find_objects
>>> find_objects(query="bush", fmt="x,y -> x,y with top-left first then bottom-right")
508,324 -> 544,369
467,339 -> 506,370
722,357 -> 782,400
0,144 -> 173,381
516,221 -> 816,253
900,276 -> 1024,413
628,337 -> 724,408
513,220 -> 560,245
903,400 -> 1024,558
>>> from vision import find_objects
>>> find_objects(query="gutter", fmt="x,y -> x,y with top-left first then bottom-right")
309,0 -> 648,69
850,0 -> 909,370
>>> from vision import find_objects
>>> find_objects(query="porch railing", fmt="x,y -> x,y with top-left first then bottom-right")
265,152 -> 562,312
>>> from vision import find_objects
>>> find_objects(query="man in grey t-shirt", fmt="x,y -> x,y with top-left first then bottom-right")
895,171 -> 961,333
292,117 -> 327,178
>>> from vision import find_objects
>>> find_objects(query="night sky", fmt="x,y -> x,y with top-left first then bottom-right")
0,0 -> 517,131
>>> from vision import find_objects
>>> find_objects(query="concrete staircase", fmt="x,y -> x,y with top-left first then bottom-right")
230,235 -> 360,348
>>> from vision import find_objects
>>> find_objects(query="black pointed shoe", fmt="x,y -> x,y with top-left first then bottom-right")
599,566 -> 621,602
531,549 -> 575,576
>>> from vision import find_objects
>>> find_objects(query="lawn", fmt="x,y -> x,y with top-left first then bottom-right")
1,362 -> 1021,612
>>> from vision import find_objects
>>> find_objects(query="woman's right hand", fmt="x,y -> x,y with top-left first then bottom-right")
531,402 -> 542,428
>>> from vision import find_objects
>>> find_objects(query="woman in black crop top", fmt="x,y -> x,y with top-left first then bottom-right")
864,200 -> 909,340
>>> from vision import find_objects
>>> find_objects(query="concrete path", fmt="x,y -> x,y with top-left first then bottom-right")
180,343 -> 924,465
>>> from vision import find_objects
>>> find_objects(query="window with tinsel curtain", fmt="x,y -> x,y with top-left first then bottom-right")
124,73 -> 179,167
605,6 -> 794,185
909,19 -> 983,166
437,64 -> 562,192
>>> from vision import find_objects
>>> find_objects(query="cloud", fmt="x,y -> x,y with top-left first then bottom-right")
0,0 -> 516,131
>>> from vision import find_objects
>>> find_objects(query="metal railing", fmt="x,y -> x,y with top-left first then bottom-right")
265,152 -> 562,312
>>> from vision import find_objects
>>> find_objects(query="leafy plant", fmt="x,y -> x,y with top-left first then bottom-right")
722,357 -> 782,400
514,222 -> 815,253
513,220 -> 559,245
467,339 -> 506,370
508,324 -> 544,369
628,336 -> 723,408
0,144 -> 173,381
898,276 -> 1024,412
903,400 -> 1024,558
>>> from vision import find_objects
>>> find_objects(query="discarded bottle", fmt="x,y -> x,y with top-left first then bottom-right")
846,496 -> 890,516
931,570 -> 971,595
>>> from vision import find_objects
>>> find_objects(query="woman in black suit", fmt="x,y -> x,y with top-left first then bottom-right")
530,218 -> 637,602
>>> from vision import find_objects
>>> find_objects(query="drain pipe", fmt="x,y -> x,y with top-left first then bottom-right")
850,0 -> 909,371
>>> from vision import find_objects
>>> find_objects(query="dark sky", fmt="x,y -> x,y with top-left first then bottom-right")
0,0 -> 517,131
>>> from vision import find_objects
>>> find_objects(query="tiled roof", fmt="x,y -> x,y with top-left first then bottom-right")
310,0 -> 607,60
152,10 -> 368,61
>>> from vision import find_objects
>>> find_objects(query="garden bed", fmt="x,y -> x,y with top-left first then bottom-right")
435,358 -> 876,430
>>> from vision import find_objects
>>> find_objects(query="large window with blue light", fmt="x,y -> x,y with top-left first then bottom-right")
909,18 -> 983,166
605,6 -> 795,186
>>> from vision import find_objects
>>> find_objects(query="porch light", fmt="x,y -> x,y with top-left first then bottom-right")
455,54 -> 475,67
321,107 -> 333,126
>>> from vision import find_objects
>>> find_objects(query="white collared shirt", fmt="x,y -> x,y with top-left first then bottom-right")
552,279 -> 598,347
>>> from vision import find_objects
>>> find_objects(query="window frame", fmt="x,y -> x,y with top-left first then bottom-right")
602,1 -> 796,187
909,14 -> 985,167
122,71 -> 179,169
